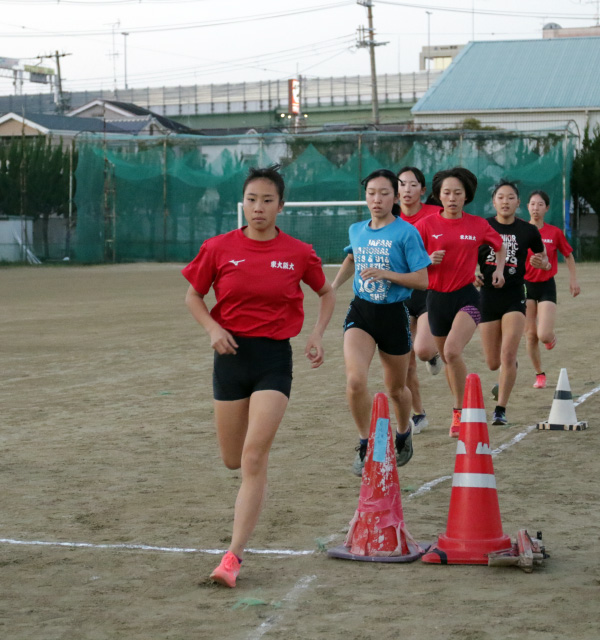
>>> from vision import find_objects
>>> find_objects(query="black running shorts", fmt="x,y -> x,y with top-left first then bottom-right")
404,288 -> 428,319
343,296 -> 411,356
427,284 -> 481,337
213,336 -> 293,401
480,285 -> 526,323
524,278 -> 557,304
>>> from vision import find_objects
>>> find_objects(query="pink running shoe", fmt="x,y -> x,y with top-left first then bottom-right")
210,551 -> 241,588
545,336 -> 557,350
533,373 -> 547,389
449,408 -> 461,438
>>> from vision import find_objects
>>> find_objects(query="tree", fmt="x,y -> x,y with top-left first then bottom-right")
0,136 -> 76,259
571,124 -> 600,217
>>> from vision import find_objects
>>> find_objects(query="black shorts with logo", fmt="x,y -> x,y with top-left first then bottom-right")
525,278 -> 557,304
480,285 -> 526,323
343,296 -> 411,356
427,284 -> 481,337
213,336 -> 293,401
404,288 -> 428,319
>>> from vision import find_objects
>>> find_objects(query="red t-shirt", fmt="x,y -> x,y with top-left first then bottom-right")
524,223 -> 573,283
415,212 -> 504,292
182,227 -> 326,339
400,203 -> 441,226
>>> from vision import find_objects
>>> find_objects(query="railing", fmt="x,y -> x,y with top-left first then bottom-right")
0,71 -> 443,118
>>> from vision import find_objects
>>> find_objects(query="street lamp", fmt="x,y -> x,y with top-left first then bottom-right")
122,32 -> 129,90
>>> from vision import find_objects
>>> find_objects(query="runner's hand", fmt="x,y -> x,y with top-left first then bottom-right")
209,326 -> 238,354
491,269 -> 505,288
360,268 -> 388,282
305,333 -> 324,368
570,281 -> 581,297
430,250 -> 445,265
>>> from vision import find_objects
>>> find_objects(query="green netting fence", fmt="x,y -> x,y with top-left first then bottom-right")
73,129 -> 576,264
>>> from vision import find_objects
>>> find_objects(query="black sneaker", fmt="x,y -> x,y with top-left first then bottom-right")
395,430 -> 413,467
492,409 -> 507,425
352,442 -> 367,476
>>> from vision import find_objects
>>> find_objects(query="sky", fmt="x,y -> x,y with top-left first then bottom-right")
0,0 -> 598,96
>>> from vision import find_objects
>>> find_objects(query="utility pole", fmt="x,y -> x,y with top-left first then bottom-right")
39,51 -> 71,112
122,32 -> 129,90
54,51 -> 71,113
356,0 -> 387,126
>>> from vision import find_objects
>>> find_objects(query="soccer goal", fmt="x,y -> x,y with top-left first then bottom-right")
236,200 -> 369,265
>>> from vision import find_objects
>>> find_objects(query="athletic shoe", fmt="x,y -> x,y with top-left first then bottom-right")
449,408 -> 461,438
492,409 -> 508,425
395,430 -> 413,467
426,353 -> 443,376
210,551 -> 241,588
352,442 -> 368,476
545,336 -> 557,350
411,413 -> 429,434
533,373 -> 547,389
491,383 -> 499,401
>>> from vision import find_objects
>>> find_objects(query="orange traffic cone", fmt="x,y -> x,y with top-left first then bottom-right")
422,374 -> 512,565
328,392 -> 428,563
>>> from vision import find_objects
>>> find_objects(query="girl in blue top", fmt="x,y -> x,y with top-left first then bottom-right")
332,169 -> 431,476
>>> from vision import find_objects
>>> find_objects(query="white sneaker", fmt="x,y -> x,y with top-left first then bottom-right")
426,353 -> 442,376
411,413 -> 429,434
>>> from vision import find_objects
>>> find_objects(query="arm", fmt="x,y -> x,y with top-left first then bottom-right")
331,254 -> 355,292
359,265 -> 428,291
184,284 -> 238,354
304,281 -> 336,369
529,246 -> 550,271
491,243 -> 506,288
565,254 -> 580,297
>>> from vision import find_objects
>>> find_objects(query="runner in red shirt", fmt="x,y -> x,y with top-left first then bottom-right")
183,165 -> 335,587
415,167 -> 506,436
396,166 -> 442,435
524,190 -> 581,389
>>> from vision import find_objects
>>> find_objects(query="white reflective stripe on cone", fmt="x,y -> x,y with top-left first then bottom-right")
461,408 -> 487,423
452,473 -> 497,489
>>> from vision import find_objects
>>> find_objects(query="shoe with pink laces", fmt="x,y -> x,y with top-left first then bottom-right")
545,336 -> 557,350
449,408 -> 461,438
533,373 -> 547,389
210,551 -> 241,588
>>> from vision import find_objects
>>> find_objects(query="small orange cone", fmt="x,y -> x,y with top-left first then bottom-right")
422,374 -> 511,565
328,393 -> 428,563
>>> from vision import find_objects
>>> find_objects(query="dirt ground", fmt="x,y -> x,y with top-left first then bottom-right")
1,262 -> 598,640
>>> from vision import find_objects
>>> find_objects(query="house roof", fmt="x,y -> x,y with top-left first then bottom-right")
412,37 -> 600,114
0,112 -> 130,134
68,99 -> 192,133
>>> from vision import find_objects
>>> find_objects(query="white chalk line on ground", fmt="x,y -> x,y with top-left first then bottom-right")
2,384 -> 598,557
245,575 -> 317,640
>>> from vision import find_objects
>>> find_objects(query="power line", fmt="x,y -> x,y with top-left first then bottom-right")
0,2 -> 354,37
377,0 -> 596,21
0,0 -> 212,3
59,36 -> 357,89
